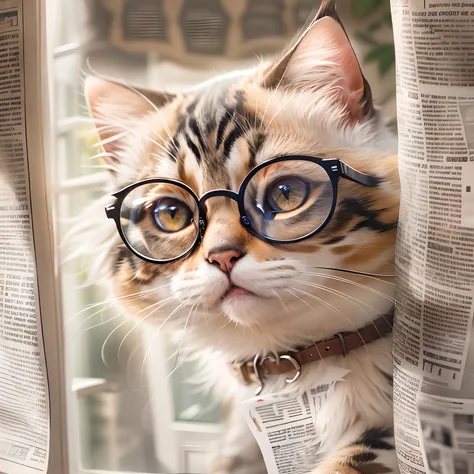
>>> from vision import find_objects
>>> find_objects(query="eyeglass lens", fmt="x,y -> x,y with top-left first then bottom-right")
243,159 -> 333,241
119,182 -> 200,261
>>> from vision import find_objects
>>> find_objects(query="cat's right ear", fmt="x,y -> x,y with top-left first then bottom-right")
84,77 -> 175,165
260,0 -> 373,121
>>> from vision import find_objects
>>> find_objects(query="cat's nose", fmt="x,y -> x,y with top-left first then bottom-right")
207,247 -> 244,273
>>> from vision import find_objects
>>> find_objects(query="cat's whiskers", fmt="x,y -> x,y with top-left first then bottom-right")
295,279 -> 388,340
300,273 -> 396,323
81,165 -> 115,171
254,87 -> 260,129
264,88 -> 306,134
220,106 -> 256,154
75,290 -> 158,330
145,135 -> 179,162
88,150 -> 116,163
301,265 -> 396,280
284,288 -> 327,368
149,108 -> 178,155
300,271 -> 395,303
222,106 -> 244,133
117,81 -> 179,154
236,107 -> 253,131
117,295 -> 174,361
94,116 -> 178,162
271,288 -> 290,316
65,282 -> 172,326
169,303 -> 198,378
260,60 -> 291,125
219,316 -> 233,330
288,286 -> 370,355
150,123 -> 180,157
297,277 -> 391,319
124,338 -> 146,387
100,318 -> 135,368
284,287 -> 321,324
142,123 -> 180,159
76,302 -> 112,331
101,295 -> 176,368
83,312 -> 123,333
91,116 -> 133,141
140,296 -> 193,376
136,127 -> 177,160
191,304 -> 201,328
94,129 -> 129,150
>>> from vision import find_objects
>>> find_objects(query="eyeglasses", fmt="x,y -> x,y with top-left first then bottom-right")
105,155 -> 379,264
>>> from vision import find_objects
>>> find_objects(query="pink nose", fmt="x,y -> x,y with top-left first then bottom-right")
207,248 -> 243,273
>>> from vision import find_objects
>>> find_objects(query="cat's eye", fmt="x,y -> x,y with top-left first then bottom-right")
153,198 -> 193,233
265,177 -> 309,212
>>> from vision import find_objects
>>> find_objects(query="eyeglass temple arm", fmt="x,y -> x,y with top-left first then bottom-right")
105,202 -> 118,219
340,162 -> 381,187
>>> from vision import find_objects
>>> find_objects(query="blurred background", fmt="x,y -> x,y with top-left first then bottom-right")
50,1 -> 396,473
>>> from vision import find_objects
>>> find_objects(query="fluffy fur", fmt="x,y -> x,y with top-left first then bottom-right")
81,2 -> 400,473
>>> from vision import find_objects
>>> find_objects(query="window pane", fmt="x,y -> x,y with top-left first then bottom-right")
53,0 -> 86,48
56,124 -> 103,181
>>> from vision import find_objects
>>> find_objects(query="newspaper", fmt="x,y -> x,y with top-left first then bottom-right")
0,0 -> 67,473
418,394 -> 474,474
243,367 -> 350,474
391,2 -> 474,473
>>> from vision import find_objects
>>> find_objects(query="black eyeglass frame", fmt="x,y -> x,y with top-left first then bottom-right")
105,155 -> 379,264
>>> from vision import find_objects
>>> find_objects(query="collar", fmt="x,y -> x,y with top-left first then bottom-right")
231,311 -> 394,395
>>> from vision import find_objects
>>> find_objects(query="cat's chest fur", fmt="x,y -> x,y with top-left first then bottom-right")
202,337 -> 393,452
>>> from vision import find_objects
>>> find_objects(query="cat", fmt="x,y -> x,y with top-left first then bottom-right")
82,1 -> 399,473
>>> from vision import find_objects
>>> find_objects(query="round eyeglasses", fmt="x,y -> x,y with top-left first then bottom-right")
105,155 -> 379,263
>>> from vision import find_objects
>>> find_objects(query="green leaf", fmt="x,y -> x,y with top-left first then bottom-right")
387,118 -> 398,133
364,43 -> 395,76
379,50 -> 395,75
367,20 -> 383,32
355,32 -> 379,46
384,12 -> 393,27
353,0 -> 384,17
364,44 -> 392,62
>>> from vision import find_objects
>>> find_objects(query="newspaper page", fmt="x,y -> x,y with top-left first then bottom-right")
0,0 -> 59,473
242,368 -> 350,474
391,1 -> 474,473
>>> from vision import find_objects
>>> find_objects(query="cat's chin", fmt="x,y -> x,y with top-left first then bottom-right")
220,291 -> 273,326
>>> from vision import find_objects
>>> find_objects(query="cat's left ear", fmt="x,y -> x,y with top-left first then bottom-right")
261,0 -> 373,120
84,77 -> 176,166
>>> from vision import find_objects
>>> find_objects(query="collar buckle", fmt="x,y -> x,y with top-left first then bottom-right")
253,353 -> 301,396
253,354 -> 270,396
280,354 -> 301,384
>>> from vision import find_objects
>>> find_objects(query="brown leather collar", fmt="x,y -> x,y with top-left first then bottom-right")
231,311 -> 394,394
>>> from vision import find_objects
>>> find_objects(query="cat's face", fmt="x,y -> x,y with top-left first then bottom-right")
85,11 -> 398,354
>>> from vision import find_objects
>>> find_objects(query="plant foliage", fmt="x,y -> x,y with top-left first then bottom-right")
353,0 -> 395,77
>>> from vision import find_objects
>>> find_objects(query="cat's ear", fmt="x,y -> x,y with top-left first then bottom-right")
84,77 -> 175,164
261,0 -> 373,120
